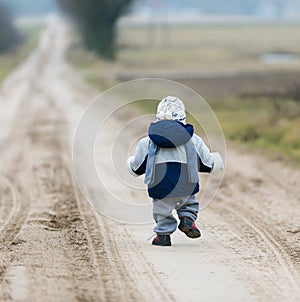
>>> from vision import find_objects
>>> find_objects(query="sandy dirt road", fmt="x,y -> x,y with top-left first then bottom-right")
0,17 -> 300,302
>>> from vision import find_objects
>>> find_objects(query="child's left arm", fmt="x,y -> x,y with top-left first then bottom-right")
192,135 -> 224,173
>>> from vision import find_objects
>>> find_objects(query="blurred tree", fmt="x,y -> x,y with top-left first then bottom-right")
56,0 -> 134,59
0,2 -> 21,53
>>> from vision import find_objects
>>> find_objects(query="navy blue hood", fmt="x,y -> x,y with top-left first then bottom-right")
148,120 -> 194,148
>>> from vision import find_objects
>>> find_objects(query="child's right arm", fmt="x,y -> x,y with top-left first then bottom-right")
126,137 -> 150,177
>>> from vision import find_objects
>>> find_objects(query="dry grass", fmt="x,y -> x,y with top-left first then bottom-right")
211,97 -> 300,161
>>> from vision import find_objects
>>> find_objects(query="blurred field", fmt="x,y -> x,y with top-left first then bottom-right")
0,22 -> 43,84
59,23 -> 300,162
69,24 -> 300,77
119,24 -> 300,72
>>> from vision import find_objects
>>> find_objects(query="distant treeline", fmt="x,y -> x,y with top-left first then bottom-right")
167,0 -> 280,14
136,0 -> 298,16
2,0 -> 56,16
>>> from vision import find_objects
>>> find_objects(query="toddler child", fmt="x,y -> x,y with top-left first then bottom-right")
127,96 -> 223,246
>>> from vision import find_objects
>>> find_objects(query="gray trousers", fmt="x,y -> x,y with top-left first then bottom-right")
153,195 -> 199,235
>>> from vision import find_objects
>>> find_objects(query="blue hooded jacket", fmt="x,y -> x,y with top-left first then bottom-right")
146,120 -> 199,199
129,120 -> 213,199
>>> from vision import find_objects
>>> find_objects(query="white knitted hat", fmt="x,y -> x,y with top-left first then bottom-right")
156,96 -> 186,123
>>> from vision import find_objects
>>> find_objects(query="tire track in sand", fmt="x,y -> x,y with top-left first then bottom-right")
42,17 -> 174,302
0,175 -> 31,249
203,147 -> 300,301
72,183 -> 174,302
219,203 -> 300,299
207,162 -> 300,301
0,175 -> 18,235
1,17 -> 172,301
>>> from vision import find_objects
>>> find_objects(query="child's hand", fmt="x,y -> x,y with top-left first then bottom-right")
211,152 -> 224,172
126,156 -> 140,177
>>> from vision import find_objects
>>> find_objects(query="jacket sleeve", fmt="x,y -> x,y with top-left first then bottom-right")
192,135 -> 224,173
192,135 -> 214,173
126,137 -> 149,176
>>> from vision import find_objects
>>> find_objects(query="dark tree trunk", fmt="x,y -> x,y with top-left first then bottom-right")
82,21 -> 116,60
56,0 -> 133,60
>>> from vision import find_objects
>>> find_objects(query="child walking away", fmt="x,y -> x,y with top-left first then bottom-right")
127,96 -> 224,246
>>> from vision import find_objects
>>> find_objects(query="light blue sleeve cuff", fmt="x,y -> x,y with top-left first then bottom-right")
126,156 -> 140,177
